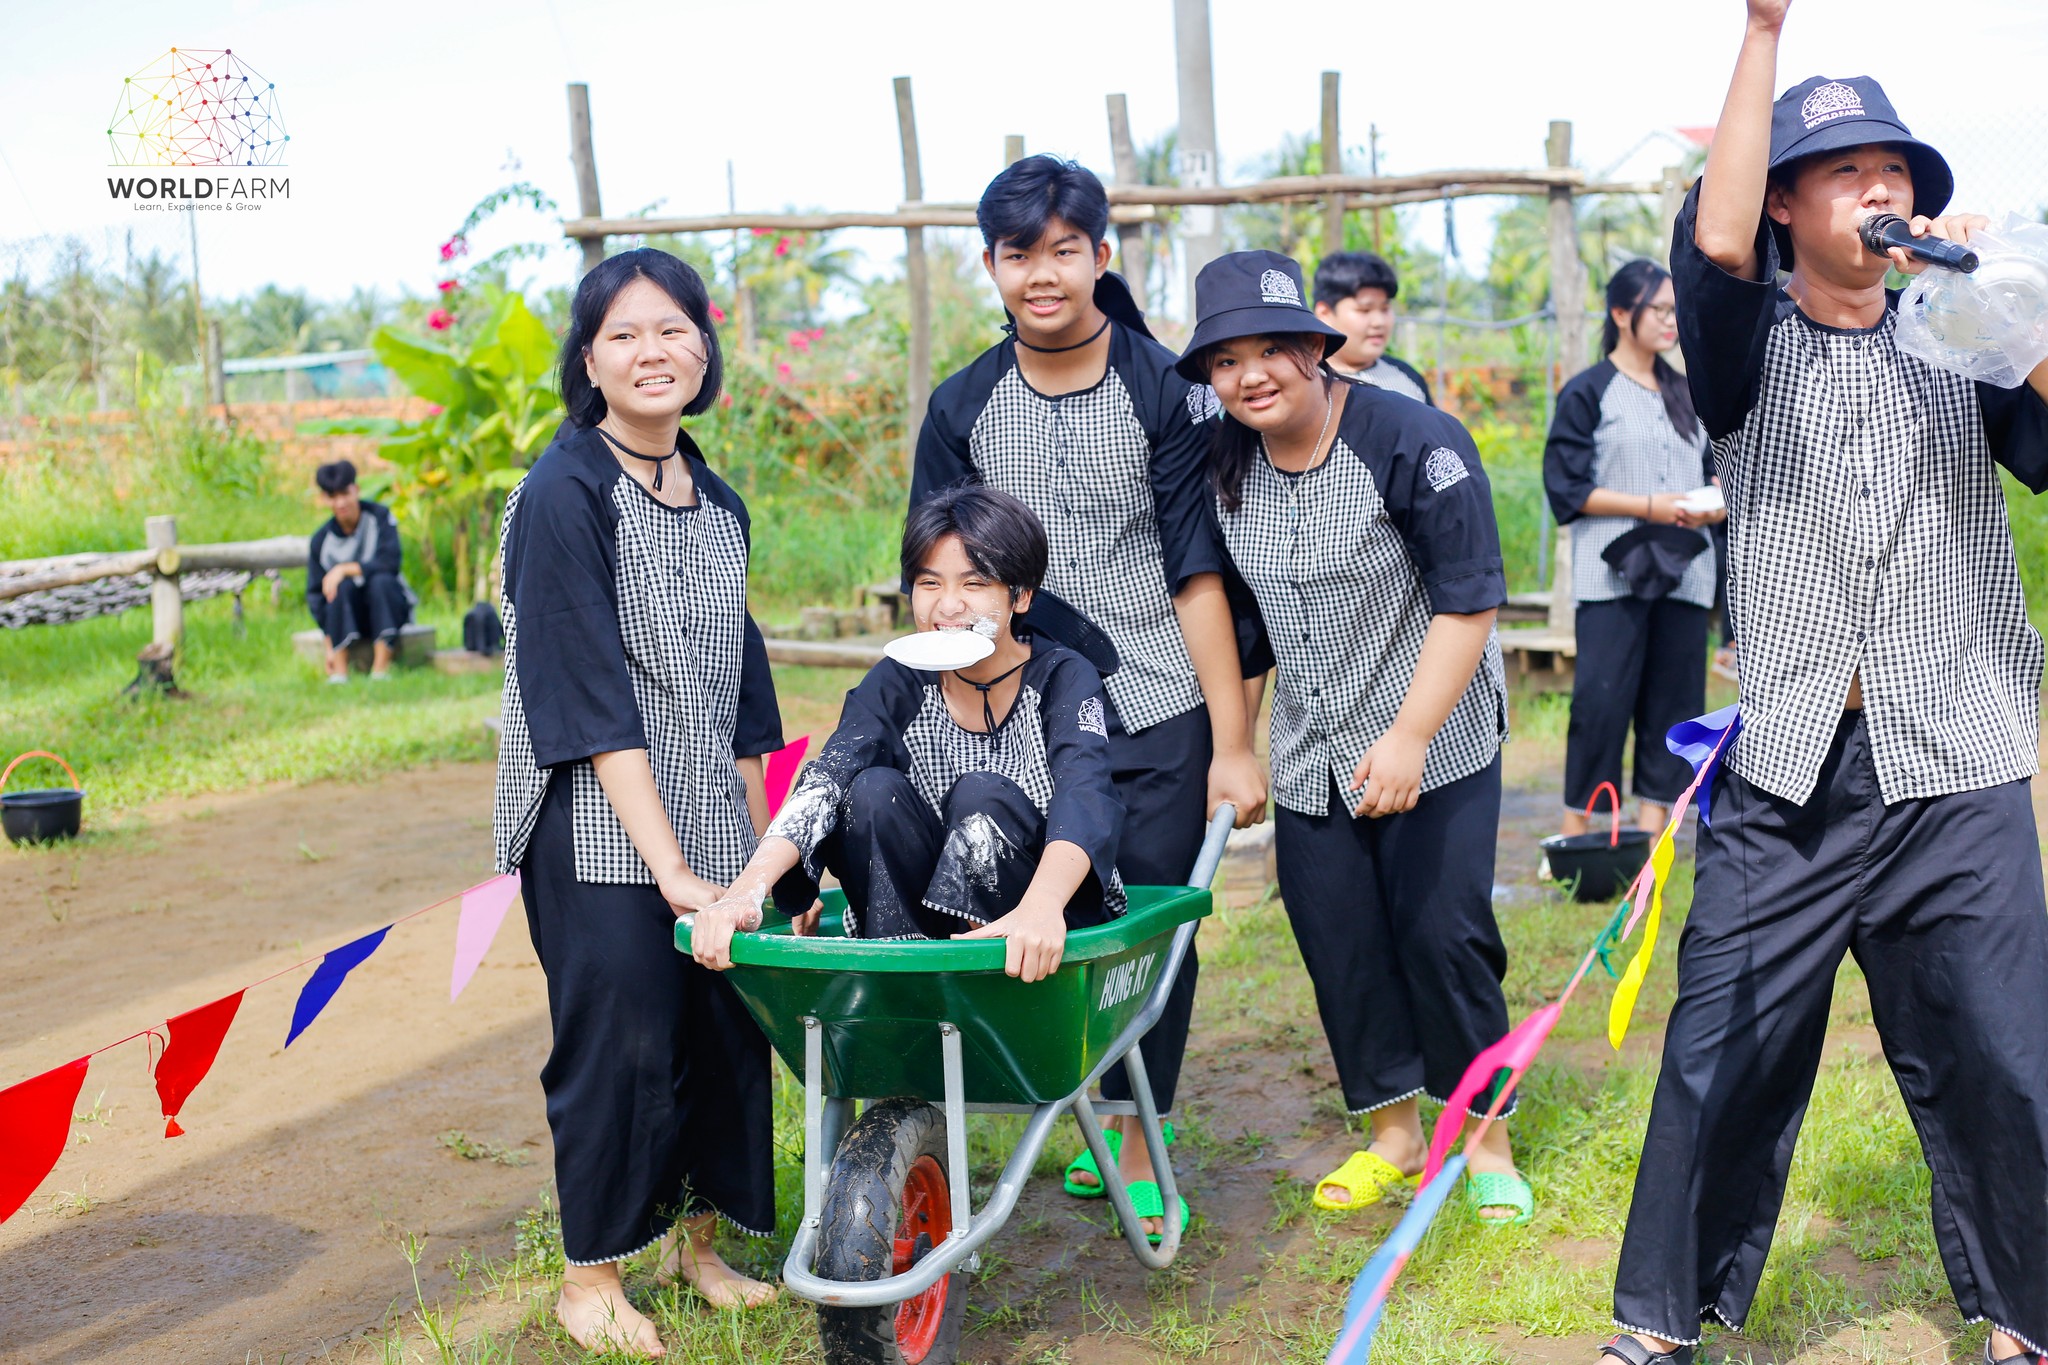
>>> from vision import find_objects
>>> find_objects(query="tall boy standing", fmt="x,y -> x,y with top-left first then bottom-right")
911,155 -> 1266,1237
1602,3 -> 2048,1363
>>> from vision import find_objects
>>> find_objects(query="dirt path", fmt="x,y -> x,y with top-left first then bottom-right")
0,762 -> 547,1364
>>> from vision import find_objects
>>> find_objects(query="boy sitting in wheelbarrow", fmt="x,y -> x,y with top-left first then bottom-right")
690,486 -> 1127,984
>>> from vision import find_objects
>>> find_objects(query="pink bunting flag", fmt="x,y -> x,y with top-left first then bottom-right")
450,873 -> 522,1003
1421,1003 -> 1563,1184
0,1055 -> 90,1225
763,735 -> 811,819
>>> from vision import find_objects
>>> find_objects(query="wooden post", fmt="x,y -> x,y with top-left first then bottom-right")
1320,72 -> 1343,253
127,514 -> 184,693
1173,0 -> 1223,314
567,84 -> 605,277
1658,163 -> 1686,267
1368,123 -> 1384,252
894,77 -> 932,465
1545,120 -> 1585,640
1546,121 -> 1586,378
1003,134 -> 1025,167
1106,94 -> 1149,310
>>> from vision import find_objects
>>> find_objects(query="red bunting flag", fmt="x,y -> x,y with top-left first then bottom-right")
154,992 -> 244,1138
0,1055 -> 90,1225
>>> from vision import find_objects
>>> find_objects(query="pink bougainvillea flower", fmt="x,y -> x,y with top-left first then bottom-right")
787,330 -> 810,353
428,308 -> 455,331
777,361 -> 794,380
720,392 -> 734,408
709,301 -> 727,323
751,226 -> 772,238
773,236 -> 791,258
426,404 -> 445,416
437,279 -> 458,293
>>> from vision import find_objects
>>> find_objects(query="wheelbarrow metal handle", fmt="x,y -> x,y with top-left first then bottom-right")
1187,803 -> 1237,891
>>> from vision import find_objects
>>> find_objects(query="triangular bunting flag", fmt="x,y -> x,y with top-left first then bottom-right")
155,992 -> 244,1137
286,926 -> 391,1047
763,735 -> 811,819
450,874 -> 521,1003
0,1055 -> 90,1225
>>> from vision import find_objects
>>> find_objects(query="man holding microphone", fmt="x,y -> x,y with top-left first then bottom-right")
1600,2 -> 2048,1363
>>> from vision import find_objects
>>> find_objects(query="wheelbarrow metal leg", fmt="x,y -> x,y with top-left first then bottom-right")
1072,1067 -> 1181,1269
801,1016 -> 826,1233
939,1021 -> 972,1242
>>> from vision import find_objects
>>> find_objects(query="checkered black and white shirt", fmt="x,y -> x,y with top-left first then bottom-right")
1217,383 -> 1510,817
1674,186 -> 2048,805
1334,353 -> 1434,407
1544,359 -> 1718,607
766,645 -> 1126,914
912,324 -> 1224,734
492,426 -> 783,885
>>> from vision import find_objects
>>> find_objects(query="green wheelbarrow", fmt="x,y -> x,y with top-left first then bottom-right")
675,805 -> 1236,1365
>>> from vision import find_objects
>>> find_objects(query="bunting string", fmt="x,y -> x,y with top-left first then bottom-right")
1327,710 -> 1738,1364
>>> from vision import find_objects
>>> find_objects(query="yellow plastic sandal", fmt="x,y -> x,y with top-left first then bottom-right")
1312,1150 -> 1419,1212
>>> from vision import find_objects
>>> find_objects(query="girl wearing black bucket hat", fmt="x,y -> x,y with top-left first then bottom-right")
1604,2 -> 2048,1363
1178,250 -> 1528,1227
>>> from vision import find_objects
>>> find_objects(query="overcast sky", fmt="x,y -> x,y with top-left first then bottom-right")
5,0 -> 2046,313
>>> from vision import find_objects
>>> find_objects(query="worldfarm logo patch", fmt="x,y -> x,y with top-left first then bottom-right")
106,47 -> 291,211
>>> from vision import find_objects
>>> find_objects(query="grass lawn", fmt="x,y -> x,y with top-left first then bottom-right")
321,676 -> 1972,1365
0,591 -> 502,820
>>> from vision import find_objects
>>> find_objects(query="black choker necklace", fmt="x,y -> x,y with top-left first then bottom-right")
956,657 -> 1029,739
595,424 -> 680,492
1005,314 -> 1110,354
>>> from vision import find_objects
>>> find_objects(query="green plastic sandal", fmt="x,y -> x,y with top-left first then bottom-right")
1125,1178 -> 1190,1247
1062,1120 -> 1172,1198
1466,1170 -> 1534,1227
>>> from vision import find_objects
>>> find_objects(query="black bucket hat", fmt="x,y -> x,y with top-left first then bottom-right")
1766,75 -> 1953,268
1173,251 -> 1346,383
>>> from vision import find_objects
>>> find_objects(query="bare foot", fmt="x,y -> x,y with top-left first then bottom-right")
655,1217 -> 779,1310
557,1279 -> 666,1357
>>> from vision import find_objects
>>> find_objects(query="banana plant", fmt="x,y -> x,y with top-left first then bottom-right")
298,287 -> 561,601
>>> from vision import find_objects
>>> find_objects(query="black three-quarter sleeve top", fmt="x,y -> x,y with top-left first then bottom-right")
909,317 -> 1225,735
764,643 -> 1127,916
1215,382 -> 1510,817
491,424 -> 783,884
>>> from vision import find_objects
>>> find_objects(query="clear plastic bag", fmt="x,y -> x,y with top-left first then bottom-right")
1895,213 -> 2048,388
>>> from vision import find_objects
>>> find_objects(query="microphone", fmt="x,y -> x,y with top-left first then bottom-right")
1860,213 -> 1980,273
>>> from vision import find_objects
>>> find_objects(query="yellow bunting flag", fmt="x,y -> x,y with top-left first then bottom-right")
1607,820 -> 1678,1050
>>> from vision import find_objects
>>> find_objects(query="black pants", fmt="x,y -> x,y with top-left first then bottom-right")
1271,760 -> 1514,1118
1566,597 -> 1709,810
1099,703 -> 1212,1113
520,776 -> 773,1263
1615,713 -> 2048,1348
309,571 -> 410,649
813,767 -> 1108,939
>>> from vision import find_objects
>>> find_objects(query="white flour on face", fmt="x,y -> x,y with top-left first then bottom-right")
970,614 -> 1000,639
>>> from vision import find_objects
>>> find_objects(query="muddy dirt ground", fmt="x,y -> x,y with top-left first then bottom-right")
4,732 -> 2025,1363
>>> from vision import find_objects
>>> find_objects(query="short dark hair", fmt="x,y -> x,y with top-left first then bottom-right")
315,460 -> 357,494
1313,251 -> 1400,307
901,486 -> 1049,602
976,155 -> 1110,252
558,248 -> 724,429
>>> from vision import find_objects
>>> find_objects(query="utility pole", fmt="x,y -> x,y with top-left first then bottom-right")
566,84 -> 605,278
1172,0 -> 1221,318
186,206 -> 208,402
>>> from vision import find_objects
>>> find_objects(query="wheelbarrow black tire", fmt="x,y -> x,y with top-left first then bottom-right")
815,1096 -> 966,1365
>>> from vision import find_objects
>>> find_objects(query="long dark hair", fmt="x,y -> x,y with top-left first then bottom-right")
1195,334 -> 1335,513
558,248 -> 725,429
1603,258 -> 1697,436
